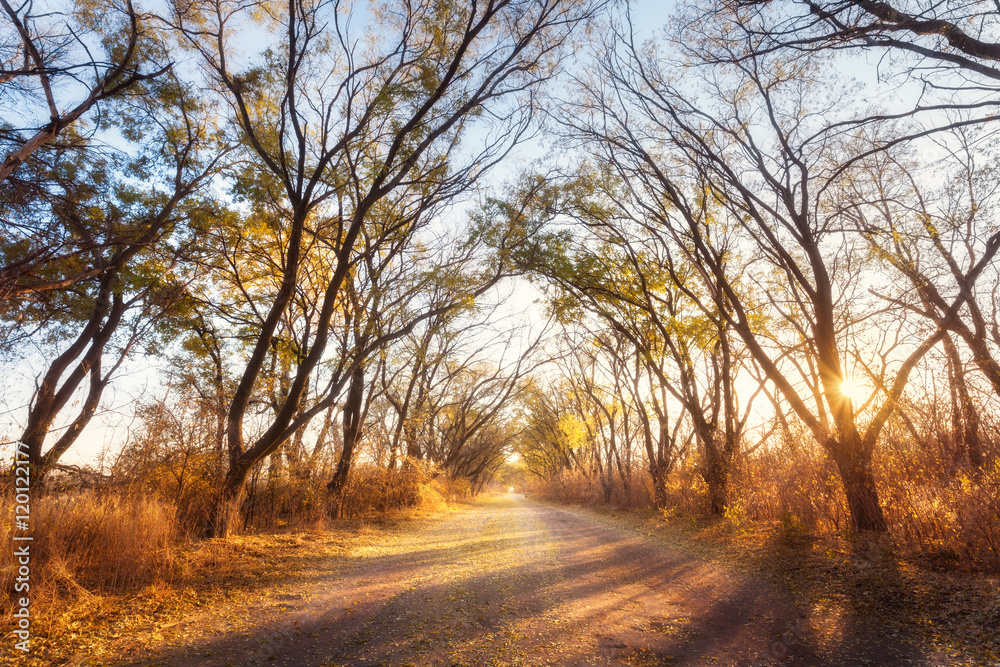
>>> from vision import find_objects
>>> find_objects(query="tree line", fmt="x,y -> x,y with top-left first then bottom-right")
3,0 -> 999,547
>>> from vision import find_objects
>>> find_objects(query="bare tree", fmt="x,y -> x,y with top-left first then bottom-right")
548,10 -> 1000,531
705,0 -> 1000,79
832,126 -> 1000,470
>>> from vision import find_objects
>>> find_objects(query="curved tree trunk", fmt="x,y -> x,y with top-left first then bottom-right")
204,457 -> 254,538
702,442 -> 730,517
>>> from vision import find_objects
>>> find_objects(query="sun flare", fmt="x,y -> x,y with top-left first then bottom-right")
840,377 -> 864,402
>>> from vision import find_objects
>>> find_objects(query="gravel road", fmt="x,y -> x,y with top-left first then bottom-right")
124,494 -> 928,666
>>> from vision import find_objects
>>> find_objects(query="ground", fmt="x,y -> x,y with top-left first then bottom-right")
4,494 -> 999,666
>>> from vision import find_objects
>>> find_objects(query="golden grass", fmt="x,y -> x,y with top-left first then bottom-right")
0,463 -> 459,619
0,492 -> 178,607
0,469 -> 458,665
242,461 -> 468,530
526,441 -> 1000,570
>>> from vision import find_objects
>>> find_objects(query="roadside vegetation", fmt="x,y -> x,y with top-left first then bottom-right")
0,470 -> 462,665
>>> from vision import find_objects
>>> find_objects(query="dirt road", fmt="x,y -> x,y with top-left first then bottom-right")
122,494 -> 929,666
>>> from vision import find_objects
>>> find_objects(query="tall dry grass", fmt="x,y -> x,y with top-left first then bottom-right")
730,438 -> 1000,567
525,469 -> 658,509
729,444 -> 849,532
0,457 -> 464,626
0,491 -> 178,616
878,454 -> 1000,566
527,436 -> 1000,569
243,462 -> 455,530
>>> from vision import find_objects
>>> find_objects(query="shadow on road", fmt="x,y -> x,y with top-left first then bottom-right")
122,494 -> 928,667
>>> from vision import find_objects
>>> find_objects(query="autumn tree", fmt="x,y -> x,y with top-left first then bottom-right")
489,168 -> 754,512
426,328 -> 548,479
701,0 -> 1000,82
832,127 -> 1000,470
169,0 -> 603,536
0,0 -> 182,311
541,8 -> 1000,531
0,0 -> 170,184
379,300 -> 516,468
558,334 -> 629,502
516,378 -> 588,481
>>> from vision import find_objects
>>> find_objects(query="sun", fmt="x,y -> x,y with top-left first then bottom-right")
840,376 -> 864,402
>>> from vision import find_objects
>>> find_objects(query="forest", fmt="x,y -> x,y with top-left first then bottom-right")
2,0 -> 1000,664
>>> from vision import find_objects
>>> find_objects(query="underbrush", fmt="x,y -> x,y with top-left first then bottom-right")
879,458 -> 1000,568
0,492 -> 179,614
731,443 -> 1000,570
525,469 -> 658,508
244,462 -> 469,530
527,441 -> 1000,571
0,461 -> 461,640
0,509 -> 433,666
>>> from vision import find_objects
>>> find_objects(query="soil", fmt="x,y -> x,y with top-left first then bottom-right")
103,494 -> 947,666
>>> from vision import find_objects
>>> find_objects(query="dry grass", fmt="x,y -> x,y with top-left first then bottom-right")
525,469 -> 658,509
0,463 -> 460,665
727,442 -> 1000,570
0,492 -> 179,608
0,491 -> 183,663
242,462 -> 468,531
878,456 -> 1000,568
336,463 -> 453,519
0,488 -> 455,666
527,439 -> 1000,570
0,501 -> 452,666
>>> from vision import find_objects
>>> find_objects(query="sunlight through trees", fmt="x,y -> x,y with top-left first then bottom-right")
3,0 -> 1000,577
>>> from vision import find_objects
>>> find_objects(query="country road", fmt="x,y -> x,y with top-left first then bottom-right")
120,494 -> 928,667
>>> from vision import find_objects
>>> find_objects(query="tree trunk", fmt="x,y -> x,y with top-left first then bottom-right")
204,457 -> 254,537
829,438 -> 888,532
942,333 -> 984,470
22,281 -> 124,489
703,441 -> 729,516
649,460 -> 668,510
327,365 -> 366,518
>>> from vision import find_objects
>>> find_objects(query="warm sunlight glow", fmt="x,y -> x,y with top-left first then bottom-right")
840,376 -> 863,402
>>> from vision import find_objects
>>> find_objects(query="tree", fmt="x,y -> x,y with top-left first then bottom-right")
832,126 -> 1000,470
0,0 -> 170,184
549,11 -> 1000,531
426,329 -> 549,479
706,0 -> 1000,80
168,0 -> 604,535
517,379 -> 586,480
496,168 -> 755,513
677,1 -> 1000,178
677,1 -> 1000,479
6,71 -> 223,487
559,335 -> 627,502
